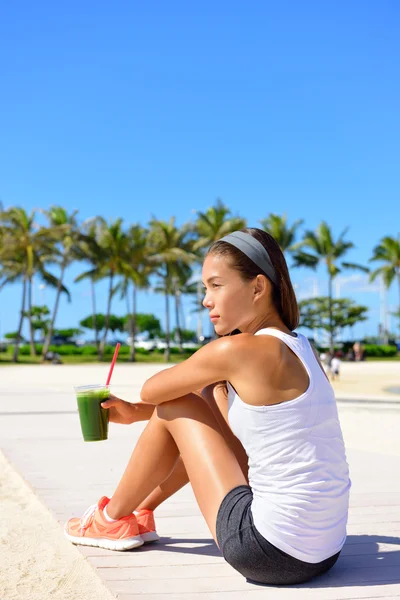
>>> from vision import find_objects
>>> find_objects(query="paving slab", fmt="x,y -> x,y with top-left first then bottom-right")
1,363 -> 400,599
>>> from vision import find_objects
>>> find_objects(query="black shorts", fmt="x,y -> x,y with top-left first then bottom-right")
216,485 -> 341,585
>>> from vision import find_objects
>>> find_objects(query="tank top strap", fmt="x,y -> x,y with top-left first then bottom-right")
254,328 -> 324,385
254,327 -> 304,348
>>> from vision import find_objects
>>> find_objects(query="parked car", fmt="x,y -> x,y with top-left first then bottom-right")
0,339 -> 9,352
182,342 -> 201,350
135,339 -> 157,352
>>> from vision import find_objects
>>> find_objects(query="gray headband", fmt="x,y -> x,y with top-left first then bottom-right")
218,231 -> 278,286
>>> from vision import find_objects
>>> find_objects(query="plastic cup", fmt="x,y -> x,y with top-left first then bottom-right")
74,384 -> 110,442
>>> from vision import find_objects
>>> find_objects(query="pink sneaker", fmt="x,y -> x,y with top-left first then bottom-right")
135,508 -> 160,543
65,496 -> 144,551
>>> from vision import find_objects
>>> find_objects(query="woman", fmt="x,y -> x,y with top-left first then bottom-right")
65,227 -> 351,585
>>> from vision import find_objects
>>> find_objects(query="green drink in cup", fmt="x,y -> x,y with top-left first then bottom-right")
74,343 -> 121,442
75,384 -> 110,441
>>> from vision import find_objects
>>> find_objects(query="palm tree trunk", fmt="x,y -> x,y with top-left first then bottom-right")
174,291 -> 183,352
13,277 -> 27,363
28,277 -> 36,357
91,278 -> 99,350
164,274 -> 170,362
196,277 -> 203,343
398,272 -> 400,340
130,282 -> 137,362
99,272 -> 114,360
42,259 -> 67,360
328,275 -> 334,354
125,282 -> 131,316
179,292 -> 185,335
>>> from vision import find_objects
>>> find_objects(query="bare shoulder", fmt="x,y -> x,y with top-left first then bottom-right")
194,333 -> 283,383
211,332 -> 282,369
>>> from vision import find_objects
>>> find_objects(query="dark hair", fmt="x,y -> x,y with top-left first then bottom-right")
207,227 -> 299,331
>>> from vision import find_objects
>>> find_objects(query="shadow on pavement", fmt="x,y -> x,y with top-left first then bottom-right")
134,534 -> 400,588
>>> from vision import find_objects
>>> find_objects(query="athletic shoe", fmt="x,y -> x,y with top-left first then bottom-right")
135,508 -> 160,543
64,496 -> 144,551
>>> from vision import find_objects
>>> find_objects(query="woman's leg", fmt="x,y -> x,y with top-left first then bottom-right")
135,384 -> 248,512
135,455 -> 188,511
106,393 -> 248,543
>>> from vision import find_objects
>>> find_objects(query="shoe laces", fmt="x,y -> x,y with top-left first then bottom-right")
79,503 -> 97,534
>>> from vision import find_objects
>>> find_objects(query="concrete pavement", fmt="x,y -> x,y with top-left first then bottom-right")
1,362 -> 400,599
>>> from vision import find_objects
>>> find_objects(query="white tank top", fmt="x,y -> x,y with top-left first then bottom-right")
227,328 -> 351,563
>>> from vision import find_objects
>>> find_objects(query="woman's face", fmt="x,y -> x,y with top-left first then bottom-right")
202,253 -> 256,336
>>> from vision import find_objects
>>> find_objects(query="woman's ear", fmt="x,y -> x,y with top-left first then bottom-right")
253,274 -> 268,298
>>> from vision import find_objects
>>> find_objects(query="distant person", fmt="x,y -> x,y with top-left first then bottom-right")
353,342 -> 364,361
64,228 -> 351,586
330,354 -> 341,381
323,351 -> 333,377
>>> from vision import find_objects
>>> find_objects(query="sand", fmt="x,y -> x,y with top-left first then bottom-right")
0,451 -> 115,600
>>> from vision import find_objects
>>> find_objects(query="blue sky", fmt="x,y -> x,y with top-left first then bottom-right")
0,1 -> 399,342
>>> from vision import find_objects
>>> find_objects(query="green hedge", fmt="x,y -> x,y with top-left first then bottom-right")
315,343 -> 398,358
363,344 -> 398,357
154,346 -> 199,355
18,343 -> 151,356
80,346 -> 98,355
16,342 -> 397,359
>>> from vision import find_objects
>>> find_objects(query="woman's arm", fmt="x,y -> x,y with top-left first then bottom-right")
101,394 -> 156,424
130,401 -> 156,422
140,336 -> 247,405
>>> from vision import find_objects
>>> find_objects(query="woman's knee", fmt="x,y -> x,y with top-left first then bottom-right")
156,394 -> 215,423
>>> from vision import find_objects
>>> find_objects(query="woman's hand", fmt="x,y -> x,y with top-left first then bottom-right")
101,394 -> 137,425
101,394 -> 156,424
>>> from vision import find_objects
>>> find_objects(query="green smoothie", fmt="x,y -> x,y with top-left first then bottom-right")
74,384 -> 110,441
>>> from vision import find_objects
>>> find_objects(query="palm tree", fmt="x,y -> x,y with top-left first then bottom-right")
75,218 -> 130,359
0,207 -> 62,360
73,217 -> 105,350
293,222 -> 369,352
193,199 -> 247,252
259,213 -> 304,256
0,246 -> 26,361
392,308 -> 400,337
41,206 -> 79,359
148,217 -> 197,361
117,224 -> 153,361
369,235 -> 400,339
170,262 -> 193,352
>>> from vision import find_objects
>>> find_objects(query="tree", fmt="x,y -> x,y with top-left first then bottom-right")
4,332 -> 24,341
148,217 -> 197,361
293,222 -> 369,353
170,262 -> 194,352
0,207 -> 64,361
193,199 -> 247,252
79,314 -> 125,338
0,246 -> 26,360
392,309 -> 400,337
41,206 -> 80,359
259,213 -> 304,255
122,313 -> 162,339
299,297 -> 368,344
25,305 -> 51,342
171,328 -> 197,342
74,217 -> 105,350
116,224 -> 153,361
53,328 -> 83,343
80,314 -> 106,335
369,235 -> 400,339
76,218 -> 131,359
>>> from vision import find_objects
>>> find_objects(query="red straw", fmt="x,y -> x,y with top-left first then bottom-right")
106,343 -> 120,386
